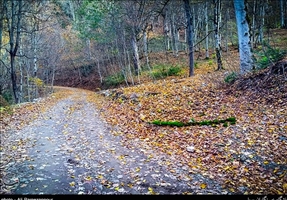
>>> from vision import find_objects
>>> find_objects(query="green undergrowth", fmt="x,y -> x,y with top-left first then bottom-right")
150,117 -> 236,127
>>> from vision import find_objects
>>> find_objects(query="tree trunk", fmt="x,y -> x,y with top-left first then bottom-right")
0,0 -> 4,52
7,0 -> 23,104
234,0 -> 254,74
183,0 -> 194,77
214,0 -> 223,70
280,0 -> 285,28
250,0 -> 257,48
258,0 -> 265,44
163,9 -> 170,52
171,12 -> 178,56
97,58 -> 103,84
143,24 -> 150,68
51,65 -> 55,92
123,29 -> 134,85
192,6 -> 197,51
132,31 -> 140,78
86,39 -> 91,60
205,1 -> 209,59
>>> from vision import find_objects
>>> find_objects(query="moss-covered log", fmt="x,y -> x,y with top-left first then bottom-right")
150,117 -> 236,127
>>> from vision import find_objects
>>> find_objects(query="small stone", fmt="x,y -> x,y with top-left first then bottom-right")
130,93 -> 139,99
186,146 -> 195,153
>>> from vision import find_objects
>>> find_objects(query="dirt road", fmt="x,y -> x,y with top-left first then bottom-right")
0,88 -> 226,194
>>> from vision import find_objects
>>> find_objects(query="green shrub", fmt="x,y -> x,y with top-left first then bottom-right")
208,60 -> 213,66
103,73 -> 125,87
255,44 -> 286,69
167,66 -> 182,76
2,91 -> 13,105
194,62 -> 199,69
0,95 -> 9,107
151,64 -> 182,79
152,71 -> 165,79
224,72 -> 238,84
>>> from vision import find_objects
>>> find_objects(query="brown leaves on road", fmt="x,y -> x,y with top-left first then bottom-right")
90,68 -> 287,194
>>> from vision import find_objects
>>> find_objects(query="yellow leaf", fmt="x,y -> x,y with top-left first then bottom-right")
115,187 -> 119,191
12,146 -> 17,150
140,114 -> 146,121
200,183 -> 207,189
85,176 -> 92,181
135,167 -> 140,172
70,175 -> 75,179
247,140 -> 254,145
263,161 -> 269,165
283,183 -> 287,193
279,170 -> 286,178
159,133 -> 165,138
69,182 -> 75,187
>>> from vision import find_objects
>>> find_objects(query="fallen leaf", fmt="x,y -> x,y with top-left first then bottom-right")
69,182 -> 75,187
200,183 -> 207,189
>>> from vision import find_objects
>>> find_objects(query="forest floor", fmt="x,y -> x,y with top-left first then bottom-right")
1,57 -> 287,195
1,29 -> 287,195
1,87 -> 231,195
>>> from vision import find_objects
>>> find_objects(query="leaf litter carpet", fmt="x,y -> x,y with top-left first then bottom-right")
1,88 -> 225,194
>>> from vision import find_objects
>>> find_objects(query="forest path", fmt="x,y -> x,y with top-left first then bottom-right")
1,87 -> 225,195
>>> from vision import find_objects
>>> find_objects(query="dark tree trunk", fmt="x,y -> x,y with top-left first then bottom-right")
183,0 -> 194,77
7,0 -> 23,103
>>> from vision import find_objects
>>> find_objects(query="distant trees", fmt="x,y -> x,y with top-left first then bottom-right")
0,0 -> 286,105
0,0 -> 74,104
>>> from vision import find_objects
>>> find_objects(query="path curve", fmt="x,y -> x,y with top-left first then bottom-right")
1,87 -> 226,194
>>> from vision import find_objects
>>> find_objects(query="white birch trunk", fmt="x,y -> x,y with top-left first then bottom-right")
171,13 -> 178,56
132,31 -> 140,80
143,27 -> 150,68
97,58 -> 103,84
163,11 -> 170,51
214,0 -> 223,70
86,39 -> 91,60
123,29 -> 134,85
234,0 -> 254,74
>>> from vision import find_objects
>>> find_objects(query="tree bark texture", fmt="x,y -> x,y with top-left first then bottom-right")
234,0 -> 254,74
183,0 -> 194,77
